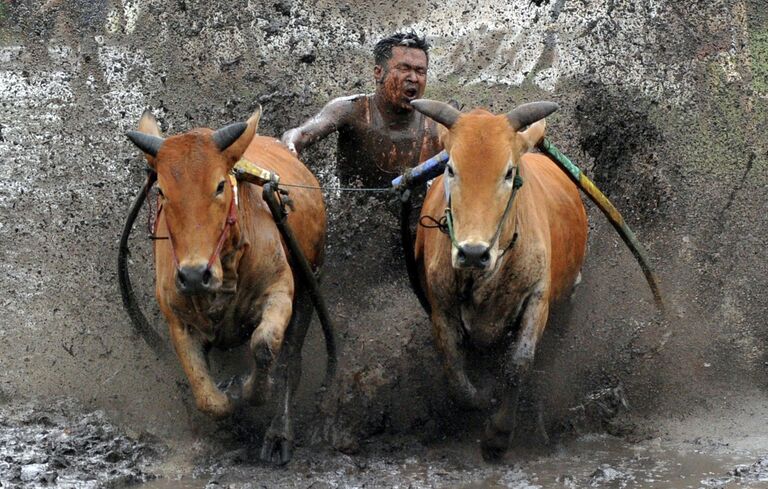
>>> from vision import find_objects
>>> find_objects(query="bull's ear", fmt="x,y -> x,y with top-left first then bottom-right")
127,110 -> 163,168
436,99 -> 461,150
221,104 -> 261,165
138,109 -> 162,137
437,122 -> 452,150
517,119 -> 547,153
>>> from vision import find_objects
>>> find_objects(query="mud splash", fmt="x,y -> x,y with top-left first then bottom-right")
0,401 -> 159,488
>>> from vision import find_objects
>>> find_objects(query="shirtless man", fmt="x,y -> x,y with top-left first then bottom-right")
281,32 -> 442,187
281,33 -> 446,453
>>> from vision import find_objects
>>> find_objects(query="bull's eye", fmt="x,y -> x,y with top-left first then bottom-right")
447,165 -> 455,177
215,180 -> 226,195
505,167 -> 515,181
157,188 -> 164,198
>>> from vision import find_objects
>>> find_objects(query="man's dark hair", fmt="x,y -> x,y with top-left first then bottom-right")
373,32 -> 430,66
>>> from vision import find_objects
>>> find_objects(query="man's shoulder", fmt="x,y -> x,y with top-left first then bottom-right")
330,93 -> 370,104
324,93 -> 371,131
325,93 -> 370,112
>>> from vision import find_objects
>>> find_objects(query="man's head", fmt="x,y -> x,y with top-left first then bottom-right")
373,32 -> 429,112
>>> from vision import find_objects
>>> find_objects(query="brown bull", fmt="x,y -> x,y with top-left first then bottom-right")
412,100 -> 587,460
126,107 -> 326,465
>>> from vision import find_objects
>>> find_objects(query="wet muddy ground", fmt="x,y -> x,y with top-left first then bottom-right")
2,399 -> 768,489
136,437 -> 768,489
0,401 -> 158,488
132,435 -> 768,489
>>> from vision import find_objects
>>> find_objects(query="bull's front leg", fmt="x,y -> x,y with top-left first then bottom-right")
167,315 -> 233,418
260,284 -> 313,465
481,289 -> 549,461
432,309 -> 489,409
242,273 -> 294,407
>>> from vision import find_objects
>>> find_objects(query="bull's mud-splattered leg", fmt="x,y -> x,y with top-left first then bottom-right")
167,316 -> 234,418
242,275 -> 294,407
432,310 -> 490,409
481,289 -> 549,461
260,284 -> 313,465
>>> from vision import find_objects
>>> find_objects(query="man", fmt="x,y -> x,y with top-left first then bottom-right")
281,32 -> 443,187
280,33 -> 446,453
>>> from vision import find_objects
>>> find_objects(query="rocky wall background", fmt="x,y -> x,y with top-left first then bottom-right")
0,0 -> 766,446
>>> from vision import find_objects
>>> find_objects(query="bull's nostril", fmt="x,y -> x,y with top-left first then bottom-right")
458,250 -> 466,263
202,269 -> 212,286
177,272 -> 187,287
481,251 -> 490,264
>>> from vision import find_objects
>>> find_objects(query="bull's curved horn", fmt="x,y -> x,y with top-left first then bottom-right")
411,99 -> 461,129
126,131 -> 164,157
212,122 -> 248,151
507,101 -> 559,131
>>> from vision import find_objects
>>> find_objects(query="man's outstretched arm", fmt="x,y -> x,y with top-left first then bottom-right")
281,94 -> 362,155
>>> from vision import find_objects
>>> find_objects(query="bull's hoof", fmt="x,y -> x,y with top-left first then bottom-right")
196,391 -> 234,419
260,428 -> 294,465
480,422 -> 510,463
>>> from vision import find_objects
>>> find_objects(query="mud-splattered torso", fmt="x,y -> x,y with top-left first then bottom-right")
337,95 -> 442,187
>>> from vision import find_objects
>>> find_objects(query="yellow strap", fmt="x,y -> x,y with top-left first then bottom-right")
232,157 -> 280,186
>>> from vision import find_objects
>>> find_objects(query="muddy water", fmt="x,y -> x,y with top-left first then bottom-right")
136,435 -> 768,489
0,402 -> 157,488
3,401 -> 767,488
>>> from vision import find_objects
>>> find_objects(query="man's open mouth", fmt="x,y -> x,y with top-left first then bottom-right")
404,87 -> 418,99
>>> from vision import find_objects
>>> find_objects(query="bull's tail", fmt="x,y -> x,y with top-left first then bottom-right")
538,138 -> 665,311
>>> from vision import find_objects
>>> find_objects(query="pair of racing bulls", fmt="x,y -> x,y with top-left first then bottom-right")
126,100 -> 587,463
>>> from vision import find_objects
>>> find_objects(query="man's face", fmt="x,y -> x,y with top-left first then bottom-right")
374,46 -> 428,112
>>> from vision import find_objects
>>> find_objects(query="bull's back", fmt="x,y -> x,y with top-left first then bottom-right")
519,152 -> 587,302
242,135 -> 327,267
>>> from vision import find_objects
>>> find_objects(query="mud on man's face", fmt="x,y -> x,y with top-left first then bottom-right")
374,46 -> 428,112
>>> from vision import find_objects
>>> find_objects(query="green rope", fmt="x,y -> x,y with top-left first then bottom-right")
537,137 -> 664,310
444,207 -> 461,250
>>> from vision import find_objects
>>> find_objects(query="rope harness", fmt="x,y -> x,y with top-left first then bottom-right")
441,172 -> 524,257
148,176 -> 239,275
402,161 -> 523,315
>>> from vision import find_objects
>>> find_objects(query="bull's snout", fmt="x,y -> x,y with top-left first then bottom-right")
457,243 -> 491,269
176,264 -> 215,295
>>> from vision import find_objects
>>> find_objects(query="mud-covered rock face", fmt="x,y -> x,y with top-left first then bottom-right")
576,85 -> 671,222
0,0 -> 766,447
